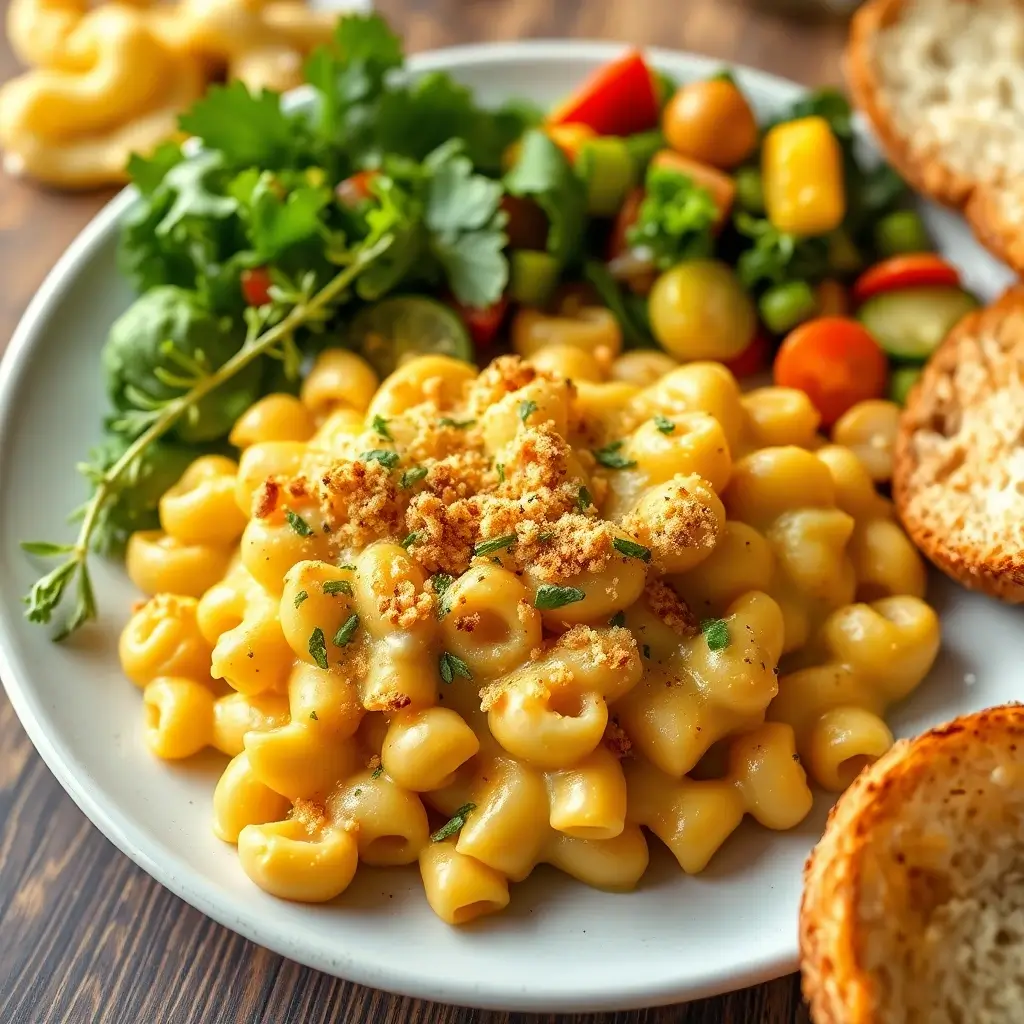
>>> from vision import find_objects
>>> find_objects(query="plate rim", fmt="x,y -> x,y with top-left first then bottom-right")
0,41 -> 826,1012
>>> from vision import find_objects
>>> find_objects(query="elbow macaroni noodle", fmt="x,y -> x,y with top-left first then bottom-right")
117,341 -> 940,924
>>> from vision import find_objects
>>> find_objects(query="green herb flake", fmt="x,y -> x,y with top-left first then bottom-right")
577,485 -> 592,512
534,584 -> 586,610
430,802 -> 476,843
309,710 -> 319,721
322,579 -> 353,597
518,399 -> 538,424
400,466 -> 428,489
609,610 -> 626,627
371,414 -> 393,441
653,414 -> 676,435
538,531 -> 554,542
701,617 -> 730,652
473,533 -> 517,557
293,589 -> 309,608
361,449 -> 400,469
370,764 -> 383,780
400,532 -> 419,549
432,573 -> 455,618
643,644 -> 652,659
339,564 -> 357,571
613,537 -> 652,562
496,462 -> 506,483
439,417 -> 476,429
308,627 -> 329,670
593,441 -> 637,470
439,650 -> 473,684
353,788 -> 362,796
285,509 -> 314,537
333,613 -> 360,647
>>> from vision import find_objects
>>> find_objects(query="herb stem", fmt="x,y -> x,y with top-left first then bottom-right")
25,234 -> 392,638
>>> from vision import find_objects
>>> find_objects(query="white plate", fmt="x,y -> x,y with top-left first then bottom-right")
0,42 -> 1020,1013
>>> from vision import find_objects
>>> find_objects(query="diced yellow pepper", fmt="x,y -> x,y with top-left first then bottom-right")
762,115 -> 845,237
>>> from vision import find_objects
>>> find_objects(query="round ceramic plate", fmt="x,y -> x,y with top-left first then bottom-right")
0,42 -> 1020,1013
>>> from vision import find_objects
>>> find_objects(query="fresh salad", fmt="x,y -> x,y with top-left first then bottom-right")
22,13 -> 978,637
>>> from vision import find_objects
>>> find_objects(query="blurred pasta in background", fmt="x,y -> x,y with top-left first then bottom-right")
0,0 -> 368,188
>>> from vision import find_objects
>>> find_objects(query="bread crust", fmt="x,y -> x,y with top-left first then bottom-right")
892,287 -> 1024,603
800,703 -> 1024,1024
846,0 -> 1024,273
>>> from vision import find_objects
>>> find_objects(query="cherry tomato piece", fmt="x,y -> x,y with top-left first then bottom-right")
448,295 -> 510,347
548,50 -> 660,137
241,267 -> 273,307
852,254 -> 960,304
335,170 -> 379,209
724,328 -> 771,378
773,317 -> 888,427
662,78 -> 758,170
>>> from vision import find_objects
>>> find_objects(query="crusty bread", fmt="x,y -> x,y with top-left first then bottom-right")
892,287 -> 1024,603
846,0 -> 1024,272
801,704 -> 1024,1024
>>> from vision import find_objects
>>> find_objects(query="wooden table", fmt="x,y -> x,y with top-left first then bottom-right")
0,1 -> 846,1020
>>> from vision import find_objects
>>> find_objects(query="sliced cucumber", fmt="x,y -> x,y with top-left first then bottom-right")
348,296 -> 473,378
889,365 -> 922,406
576,137 -> 637,217
510,250 -> 561,308
857,286 -> 979,362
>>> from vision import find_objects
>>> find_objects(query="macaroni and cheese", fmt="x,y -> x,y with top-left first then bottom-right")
119,346 -> 939,924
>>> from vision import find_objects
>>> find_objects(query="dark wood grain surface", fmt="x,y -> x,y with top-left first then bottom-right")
0,2 -> 846,1020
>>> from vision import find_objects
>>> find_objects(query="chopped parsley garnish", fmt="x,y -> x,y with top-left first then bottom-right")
577,485 -> 592,512
593,440 -> 637,470
473,533 -> 517,556
285,509 -> 314,536
339,564 -> 357,570
322,579 -> 353,597
432,573 -> 455,617
518,399 -> 538,423
439,417 -> 476,429
371,414 -> 393,440
370,764 -> 383,780
361,449 -> 400,469
293,589 -> 309,608
609,610 -> 626,627
538,531 -> 554,542
701,617 -> 730,652
333,613 -> 359,647
400,531 -> 419,549
439,651 -> 472,684
308,627 -> 328,670
309,710 -> 318,720
400,465 -> 428,489
653,414 -> 676,435
430,802 -> 476,843
496,462 -> 505,483
613,537 -> 652,562
534,584 -> 586,610
642,644 -> 651,659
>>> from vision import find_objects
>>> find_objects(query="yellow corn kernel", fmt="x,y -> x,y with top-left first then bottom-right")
762,116 -> 845,237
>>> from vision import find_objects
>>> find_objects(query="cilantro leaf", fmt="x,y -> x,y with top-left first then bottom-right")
361,449 -> 400,469
178,83 -> 297,171
127,142 -> 184,196
308,627 -> 329,670
734,211 -> 830,291
626,165 -> 717,271
504,129 -> 587,268
333,613 -> 360,647
613,537 -> 652,562
594,440 -> 637,470
243,176 -> 332,262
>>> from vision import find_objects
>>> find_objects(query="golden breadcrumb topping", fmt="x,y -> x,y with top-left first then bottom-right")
622,478 -> 720,571
643,580 -> 699,637
318,459 -> 404,549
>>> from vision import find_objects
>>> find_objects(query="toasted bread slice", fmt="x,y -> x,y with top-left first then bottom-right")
801,704 -> 1024,1024
892,287 -> 1024,602
846,0 -> 1024,272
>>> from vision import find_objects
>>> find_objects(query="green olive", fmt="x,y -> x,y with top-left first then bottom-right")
648,260 -> 755,361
